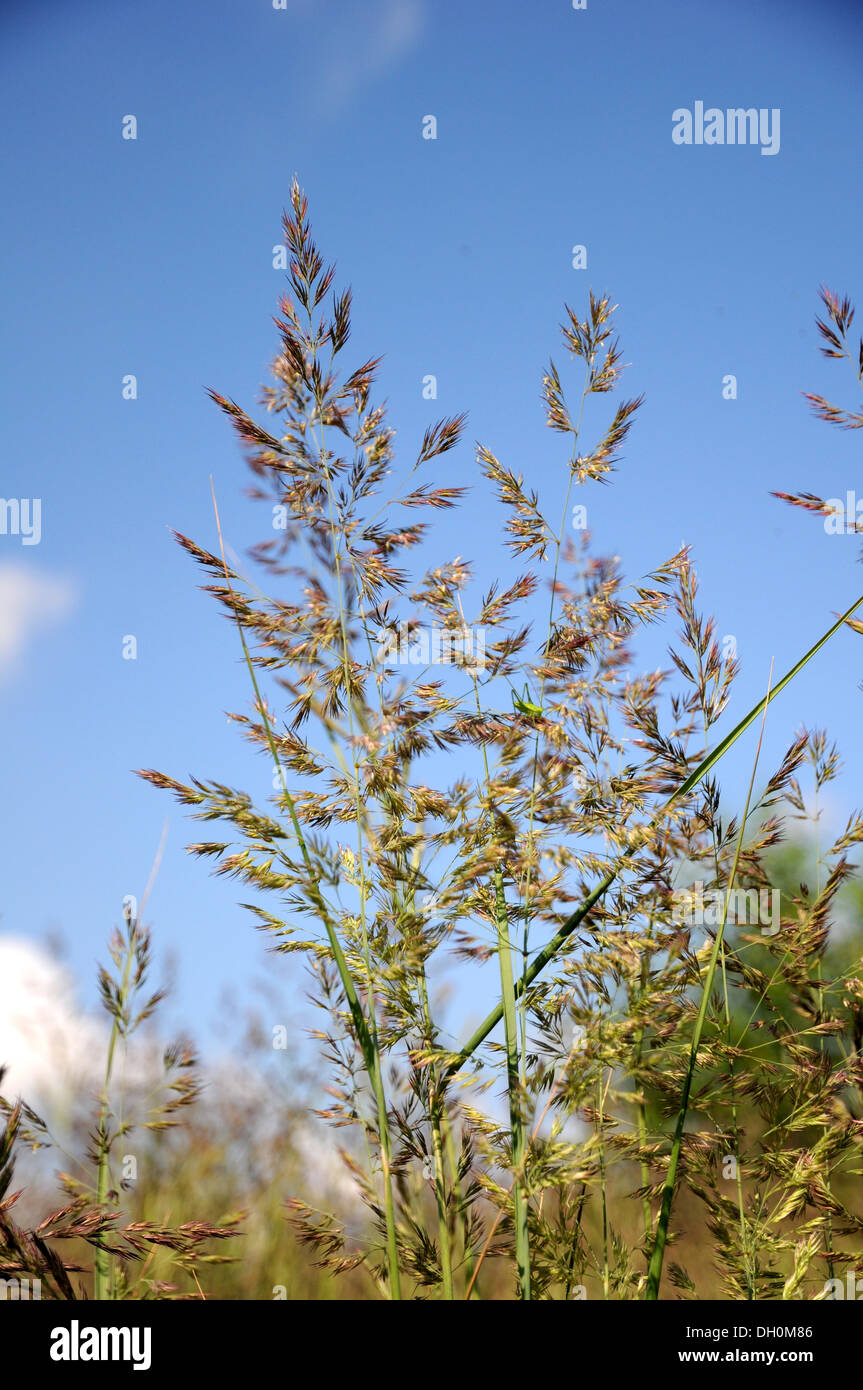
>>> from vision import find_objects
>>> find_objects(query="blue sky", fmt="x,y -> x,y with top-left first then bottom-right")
2,0 -> 862,1055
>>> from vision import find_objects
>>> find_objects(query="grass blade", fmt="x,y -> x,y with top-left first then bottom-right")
494,867 -> 530,1299
645,663 -> 775,1298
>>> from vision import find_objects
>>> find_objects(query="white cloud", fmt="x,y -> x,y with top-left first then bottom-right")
0,937 -> 362,1209
0,938 -> 107,1108
0,937 -> 165,1122
0,564 -> 76,677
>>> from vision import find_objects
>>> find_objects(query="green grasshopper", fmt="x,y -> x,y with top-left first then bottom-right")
511,683 -> 544,718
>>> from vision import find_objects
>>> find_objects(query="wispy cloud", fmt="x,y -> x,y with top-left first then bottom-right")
0,564 -> 76,678
293,0 -> 425,116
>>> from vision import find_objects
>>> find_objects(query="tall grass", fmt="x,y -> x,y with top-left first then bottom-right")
0,885 -> 236,1299
4,192 -> 863,1300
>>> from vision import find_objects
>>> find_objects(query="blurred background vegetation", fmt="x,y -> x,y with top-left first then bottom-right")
4,834 -> 861,1301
